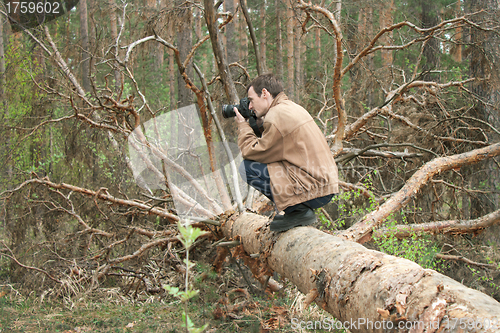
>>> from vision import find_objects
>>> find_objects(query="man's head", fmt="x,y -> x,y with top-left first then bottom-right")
246,74 -> 284,118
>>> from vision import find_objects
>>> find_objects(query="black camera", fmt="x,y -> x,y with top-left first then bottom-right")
221,97 -> 261,137
222,97 -> 254,119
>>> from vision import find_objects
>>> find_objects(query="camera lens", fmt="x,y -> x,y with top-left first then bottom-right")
222,104 -> 236,118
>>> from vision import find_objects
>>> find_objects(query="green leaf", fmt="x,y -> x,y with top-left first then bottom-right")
177,221 -> 207,249
181,312 -> 208,333
163,285 -> 182,298
180,289 -> 200,302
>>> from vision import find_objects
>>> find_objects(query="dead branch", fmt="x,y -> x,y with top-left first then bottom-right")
43,188 -> 114,238
0,242 -> 62,284
335,143 -> 431,165
385,108 -> 488,147
341,76 -> 476,143
43,26 -> 89,102
297,0 -> 345,154
435,253 -> 499,270
340,14 -> 488,78
127,135 -> 224,215
107,237 -> 179,265
340,147 -> 423,159
431,179 -> 500,195
204,0 -> 239,103
124,32 -> 233,211
373,208 -> 500,239
2,177 -> 180,222
341,142 -> 500,243
431,115 -> 500,138
239,0 -> 263,75
194,63 -> 244,212
337,181 -> 380,202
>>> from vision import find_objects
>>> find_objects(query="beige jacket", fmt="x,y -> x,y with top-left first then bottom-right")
237,92 -> 339,211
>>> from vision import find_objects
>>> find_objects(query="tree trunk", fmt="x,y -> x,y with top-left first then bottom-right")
451,0 -> 463,63
225,0 -> 238,64
176,0 -> 193,108
205,0 -> 239,103
421,0 -> 440,82
108,0 -> 121,92
274,0 -> 283,79
224,213 -> 500,332
314,25 -> 321,65
286,3 -> 295,99
79,0 -> 91,92
0,19 -> 11,184
294,15 -> 302,99
379,0 -> 394,69
148,0 -> 163,84
0,17 -> 5,99
237,2 -> 248,68
259,0 -> 267,72
359,6 -> 375,108
467,0 -> 500,218
166,2 -> 176,111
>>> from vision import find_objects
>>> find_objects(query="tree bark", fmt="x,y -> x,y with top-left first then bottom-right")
379,0 -> 394,69
421,0 -> 440,82
79,0 -> 91,92
176,0 -> 193,108
274,0 -> 283,79
223,212 -> 500,332
286,3 -> 295,99
225,0 -> 238,64
467,0 -> 500,218
108,0 -> 121,92
259,0 -> 267,72
294,13 -> 304,98
0,16 -> 5,98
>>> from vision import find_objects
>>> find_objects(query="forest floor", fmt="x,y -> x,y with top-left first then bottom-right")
0,262 -> 345,333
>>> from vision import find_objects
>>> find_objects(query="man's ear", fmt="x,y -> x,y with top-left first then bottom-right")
262,88 -> 270,98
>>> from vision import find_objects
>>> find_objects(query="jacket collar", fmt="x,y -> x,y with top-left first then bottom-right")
269,92 -> 288,109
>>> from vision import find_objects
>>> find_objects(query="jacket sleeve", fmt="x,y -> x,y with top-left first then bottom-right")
237,120 -> 283,164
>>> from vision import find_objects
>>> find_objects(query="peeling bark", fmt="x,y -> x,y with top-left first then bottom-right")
223,212 -> 500,332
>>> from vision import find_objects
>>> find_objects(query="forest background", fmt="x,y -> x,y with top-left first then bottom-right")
0,0 -> 499,331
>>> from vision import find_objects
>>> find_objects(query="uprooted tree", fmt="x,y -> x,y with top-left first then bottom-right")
1,0 -> 500,331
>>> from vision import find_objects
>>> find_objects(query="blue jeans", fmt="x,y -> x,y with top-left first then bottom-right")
239,160 -> 334,214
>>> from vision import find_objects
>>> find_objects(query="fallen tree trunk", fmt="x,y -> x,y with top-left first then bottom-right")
223,212 -> 500,332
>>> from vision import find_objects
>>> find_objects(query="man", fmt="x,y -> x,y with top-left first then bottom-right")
234,73 -> 339,232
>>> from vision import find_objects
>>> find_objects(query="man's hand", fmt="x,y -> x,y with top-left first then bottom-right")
234,107 -> 246,123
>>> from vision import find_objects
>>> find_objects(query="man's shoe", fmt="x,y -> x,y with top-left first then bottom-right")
270,205 -> 316,232
272,214 -> 285,221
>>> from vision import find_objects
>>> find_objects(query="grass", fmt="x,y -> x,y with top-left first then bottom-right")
1,294 -> 198,332
0,278 -> 346,333
0,239 -> 346,333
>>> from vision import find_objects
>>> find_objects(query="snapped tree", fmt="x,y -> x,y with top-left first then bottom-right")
1,0 -> 500,332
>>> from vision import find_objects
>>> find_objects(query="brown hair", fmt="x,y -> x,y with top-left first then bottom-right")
247,73 -> 284,98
